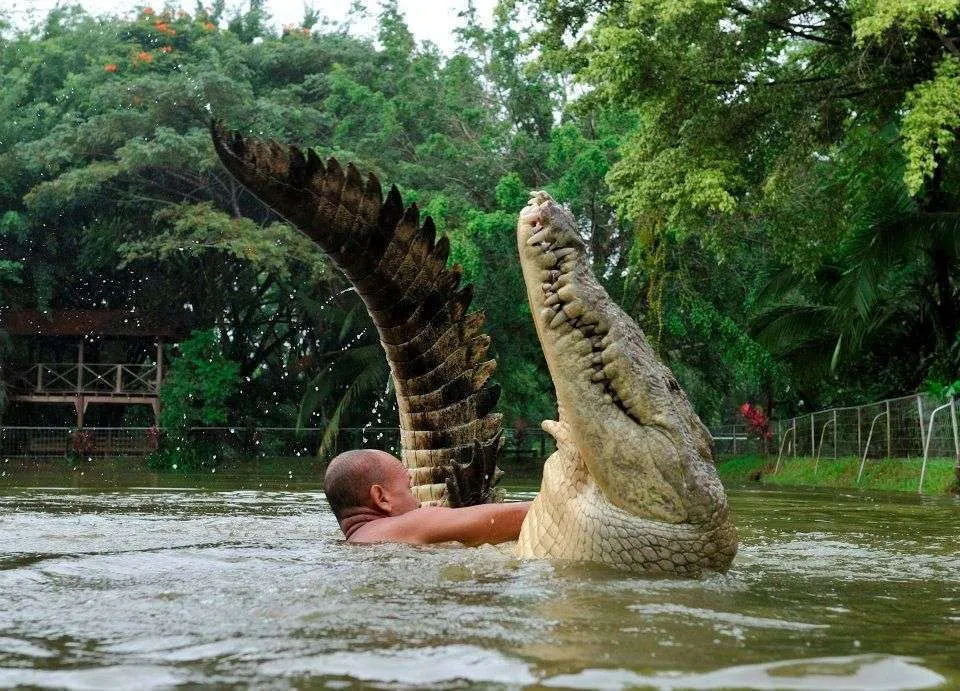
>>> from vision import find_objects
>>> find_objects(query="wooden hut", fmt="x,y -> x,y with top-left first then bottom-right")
3,309 -> 179,428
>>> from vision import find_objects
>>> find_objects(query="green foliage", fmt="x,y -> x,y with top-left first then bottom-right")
925,377 -> 960,400
525,0 -> 960,418
853,0 -> 960,41
158,329 -> 239,430
901,56 -> 960,194
14,0 -> 955,443
150,329 -> 239,471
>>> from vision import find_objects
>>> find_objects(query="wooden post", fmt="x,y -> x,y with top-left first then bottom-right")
115,364 -> 123,393
75,396 -> 85,428
156,340 -> 163,392
77,339 -> 84,392
732,427 -> 737,456
885,400 -> 892,459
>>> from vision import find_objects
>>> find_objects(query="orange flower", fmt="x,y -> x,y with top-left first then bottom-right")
133,51 -> 153,64
104,63 -> 118,73
203,21 -> 215,31
161,45 -> 173,53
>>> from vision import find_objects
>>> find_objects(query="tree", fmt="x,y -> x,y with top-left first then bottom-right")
522,0 -> 960,418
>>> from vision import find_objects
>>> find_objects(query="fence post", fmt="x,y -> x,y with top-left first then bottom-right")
885,400 -> 892,459
916,395 -> 926,458
732,426 -> 737,456
810,415 -> 815,457
793,418 -> 797,458
857,406 -> 862,458
951,396 -> 959,474
833,409 -> 838,459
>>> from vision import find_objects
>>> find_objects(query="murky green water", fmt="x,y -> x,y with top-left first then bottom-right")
0,482 -> 957,689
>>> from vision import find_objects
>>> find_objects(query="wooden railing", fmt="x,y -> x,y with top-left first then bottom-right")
9,363 -> 160,396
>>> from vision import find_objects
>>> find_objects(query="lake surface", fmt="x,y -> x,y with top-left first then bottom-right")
0,483 -> 957,689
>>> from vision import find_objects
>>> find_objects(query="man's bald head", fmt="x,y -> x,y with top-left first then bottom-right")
324,449 -> 403,522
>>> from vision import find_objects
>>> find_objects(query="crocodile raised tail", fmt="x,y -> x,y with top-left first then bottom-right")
210,122 -> 502,506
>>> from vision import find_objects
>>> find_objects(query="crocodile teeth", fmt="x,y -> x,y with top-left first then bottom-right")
591,370 -> 606,382
557,284 -> 576,303
544,292 -> 560,306
563,300 -> 584,319
549,310 -> 567,329
590,353 -> 603,365
554,247 -> 575,258
540,308 -> 554,324
537,252 -> 558,269
541,282 -> 553,293
527,228 -> 552,246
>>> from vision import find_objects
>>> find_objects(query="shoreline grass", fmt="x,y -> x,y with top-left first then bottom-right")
718,453 -> 959,495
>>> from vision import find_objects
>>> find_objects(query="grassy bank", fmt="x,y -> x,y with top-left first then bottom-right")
718,453 -> 959,495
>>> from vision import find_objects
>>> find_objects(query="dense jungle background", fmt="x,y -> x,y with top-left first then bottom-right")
0,0 -> 958,439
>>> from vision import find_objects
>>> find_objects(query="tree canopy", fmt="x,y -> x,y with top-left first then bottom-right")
1,0 -> 956,437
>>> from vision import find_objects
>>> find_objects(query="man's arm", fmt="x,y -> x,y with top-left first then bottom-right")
354,501 -> 531,546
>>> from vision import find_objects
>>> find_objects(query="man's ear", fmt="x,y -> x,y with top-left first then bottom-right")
369,483 -> 390,512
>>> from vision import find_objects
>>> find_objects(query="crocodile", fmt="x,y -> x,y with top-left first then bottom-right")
211,124 -> 737,574
514,193 -> 737,574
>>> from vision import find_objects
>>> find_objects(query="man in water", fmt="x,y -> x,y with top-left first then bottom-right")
324,449 -> 531,545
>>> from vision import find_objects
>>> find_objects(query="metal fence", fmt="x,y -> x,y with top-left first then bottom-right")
0,425 -> 556,464
1,393 -> 956,467
712,393 -> 960,466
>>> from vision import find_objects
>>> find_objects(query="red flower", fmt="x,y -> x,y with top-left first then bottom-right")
739,402 -> 772,440
104,63 -> 118,73
133,51 -> 153,64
